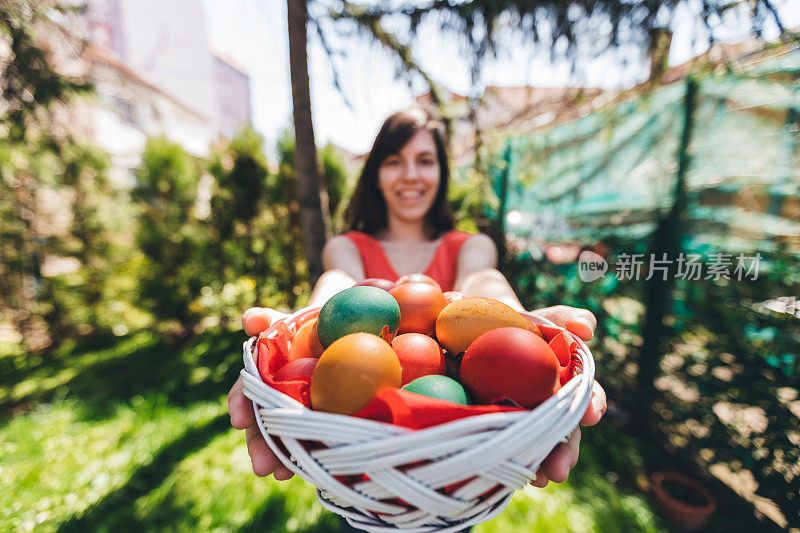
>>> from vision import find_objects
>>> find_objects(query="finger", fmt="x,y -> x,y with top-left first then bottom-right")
530,466 -> 549,488
533,306 -> 597,341
580,381 -> 607,426
541,428 -> 581,484
245,425 -> 283,477
241,307 -> 261,330
274,464 -> 295,481
228,377 -> 256,430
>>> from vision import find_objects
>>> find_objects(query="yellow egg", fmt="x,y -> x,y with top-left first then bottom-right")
310,332 -> 401,415
435,297 -> 528,354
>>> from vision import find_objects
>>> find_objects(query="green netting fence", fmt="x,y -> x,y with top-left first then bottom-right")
490,46 -> 800,529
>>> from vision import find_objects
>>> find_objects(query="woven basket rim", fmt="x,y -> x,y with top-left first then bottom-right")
242,305 -> 595,433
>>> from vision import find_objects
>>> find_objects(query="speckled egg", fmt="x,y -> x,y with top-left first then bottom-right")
435,297 -> 527,354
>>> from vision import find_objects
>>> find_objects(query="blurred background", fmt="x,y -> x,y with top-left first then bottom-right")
1,0 -> 799,531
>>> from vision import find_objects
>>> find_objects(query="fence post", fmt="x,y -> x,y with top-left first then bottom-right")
637,77 -> 698,420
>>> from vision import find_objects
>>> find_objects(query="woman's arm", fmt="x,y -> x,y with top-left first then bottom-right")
453,234 -> 596,340
453,233 -> 524,311
305,236 -> 364,308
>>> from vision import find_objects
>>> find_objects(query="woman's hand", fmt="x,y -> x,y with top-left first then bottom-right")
533,304 -> 597,342
242,307 -> 289,337
528,305 -> 607,487
228,376 -> 295,480
231,307 -> 294,479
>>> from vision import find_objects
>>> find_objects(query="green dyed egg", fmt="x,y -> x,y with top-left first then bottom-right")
317,286 -> 401,348
402,375 -> 470,405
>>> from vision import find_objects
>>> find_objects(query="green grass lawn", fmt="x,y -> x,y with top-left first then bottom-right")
1,329 -> 667,532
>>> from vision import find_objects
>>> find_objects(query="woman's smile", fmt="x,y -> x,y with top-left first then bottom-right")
396,188 -> 426,200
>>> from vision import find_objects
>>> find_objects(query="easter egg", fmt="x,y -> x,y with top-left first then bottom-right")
435,297 -> 528,354
317,286 -> 401,349
274,357 -> 318,381
289,317 -> 324,360
395,273 -> 442,292
402,375 -> 469,405
391,333 -> 445,385
461,327 -> 560,408
310,333 -> 402,415
390,282 -> 448,336
355,278 -> 396,291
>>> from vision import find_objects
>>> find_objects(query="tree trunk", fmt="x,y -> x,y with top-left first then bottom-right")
287,0 -> 327,284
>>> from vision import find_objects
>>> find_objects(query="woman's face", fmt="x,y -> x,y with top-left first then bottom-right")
377,129 -> 441,227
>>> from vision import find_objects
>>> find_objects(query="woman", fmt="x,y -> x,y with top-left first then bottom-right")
228,108 -> 606,490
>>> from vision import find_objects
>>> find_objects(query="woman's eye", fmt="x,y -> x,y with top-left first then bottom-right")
384,159 -> 400,167
420,158 -> 435,166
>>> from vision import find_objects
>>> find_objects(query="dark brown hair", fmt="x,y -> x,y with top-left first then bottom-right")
345,108 -> 453,240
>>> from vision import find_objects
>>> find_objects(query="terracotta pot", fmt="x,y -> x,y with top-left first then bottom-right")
650,471 -> 717,531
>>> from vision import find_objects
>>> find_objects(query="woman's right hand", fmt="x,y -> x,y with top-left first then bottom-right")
232,306 -> 294,479
228,376 -> 294,479
242,307 -> 289,337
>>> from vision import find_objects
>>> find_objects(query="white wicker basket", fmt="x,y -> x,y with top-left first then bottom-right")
241,307 -> 595,532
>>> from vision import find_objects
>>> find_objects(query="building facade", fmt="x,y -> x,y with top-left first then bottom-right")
84,0 -> 252,143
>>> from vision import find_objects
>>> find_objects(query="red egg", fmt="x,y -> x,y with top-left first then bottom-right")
391,333 -> 445,385
355,278 -> 396,291
394,273 -> 442,292
461,327 -> 560,408
274,357 -> 318,381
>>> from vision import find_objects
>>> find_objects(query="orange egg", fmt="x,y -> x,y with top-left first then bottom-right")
391,333 -> 445,385
390,282 -> 448,335
435,297 -> 528,354
289,318 -> 325,360
310,333 -> 401,415
395,273 -> 442,292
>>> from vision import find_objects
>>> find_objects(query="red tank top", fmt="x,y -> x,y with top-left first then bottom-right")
343,230 -> 473,292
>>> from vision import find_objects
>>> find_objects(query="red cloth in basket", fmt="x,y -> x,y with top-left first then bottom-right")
255,309 -> 579,430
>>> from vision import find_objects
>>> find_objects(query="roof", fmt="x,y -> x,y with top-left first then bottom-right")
210,49 -> 249,76
79,43 -> 208,121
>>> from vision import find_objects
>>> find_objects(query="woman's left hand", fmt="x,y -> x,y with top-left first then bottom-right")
528,305 -> 607,487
